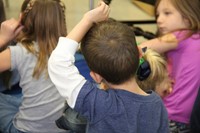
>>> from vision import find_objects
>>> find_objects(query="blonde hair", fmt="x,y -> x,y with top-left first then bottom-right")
18,0 -> 67,78
136,48 -> 169,92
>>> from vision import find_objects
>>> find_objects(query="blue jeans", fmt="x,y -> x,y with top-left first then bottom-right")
0,93 -> 24,133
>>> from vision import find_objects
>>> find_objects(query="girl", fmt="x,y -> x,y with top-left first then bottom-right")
139,0 -> 200,132
0,0 -> 68,132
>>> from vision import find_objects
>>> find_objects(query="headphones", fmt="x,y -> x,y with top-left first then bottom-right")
137,47 -> 151,81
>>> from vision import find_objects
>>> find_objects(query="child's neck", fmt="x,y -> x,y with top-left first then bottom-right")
107,78 -> 148,96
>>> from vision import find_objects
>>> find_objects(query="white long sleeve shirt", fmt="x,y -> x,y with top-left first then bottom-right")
48,37 -> 86,108
48,38 -> 169,133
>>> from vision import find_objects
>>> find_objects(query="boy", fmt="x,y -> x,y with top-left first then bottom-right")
48,2 -> 169,132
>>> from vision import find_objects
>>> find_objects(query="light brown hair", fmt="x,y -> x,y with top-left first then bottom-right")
155,0 -> 200,36
18,0 -> 67,78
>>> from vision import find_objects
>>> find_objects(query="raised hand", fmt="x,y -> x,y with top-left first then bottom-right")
84,1 -> 110,24
66,1 -> 110,43
0,18 -> 23,46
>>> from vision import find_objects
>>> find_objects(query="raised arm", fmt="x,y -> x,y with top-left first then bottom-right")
67,1 -> 109,42
139,33 -> 178,54
0,18 -> 23,72
0,18 -> 23,47
48,1 -> 109,108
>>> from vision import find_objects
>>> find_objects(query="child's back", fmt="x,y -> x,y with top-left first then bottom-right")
9,43 -> 66,132
0,0 -> 67,132
76,80 -> 168,133
48,4 -> 169,132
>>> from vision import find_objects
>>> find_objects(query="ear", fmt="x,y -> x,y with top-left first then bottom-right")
90,71 -> 103,84
19,13 -> 23,24
19,13 -> 22,20
138,46 -> 143,58
183,17 -> 190,27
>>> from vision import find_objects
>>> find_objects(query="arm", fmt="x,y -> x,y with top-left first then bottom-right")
48,2 -> 109,108
139,33 -> 179,54
0,18 -> 23,72
0,18 -> 23,47
67,1 -> 109,42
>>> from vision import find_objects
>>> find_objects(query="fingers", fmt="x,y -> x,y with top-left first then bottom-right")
99,1 -> 110,20
88,1 -> 110,23
0,18 -> 23,44
14,25 -> 24,36
1,18 -> 20,32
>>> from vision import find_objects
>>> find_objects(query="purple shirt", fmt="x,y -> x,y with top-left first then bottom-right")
164,31 -> 200,124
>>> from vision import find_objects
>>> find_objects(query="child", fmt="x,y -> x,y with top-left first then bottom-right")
100,47 -> 172,98
0,0 -> 68,132
56,47 -> 172,132
136,48 -> 172,98
0,1 -> 21,94
139,0 -> 200,132
48,1 -> 169,133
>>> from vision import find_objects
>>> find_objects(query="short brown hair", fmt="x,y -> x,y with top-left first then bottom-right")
81,20 -> 139,85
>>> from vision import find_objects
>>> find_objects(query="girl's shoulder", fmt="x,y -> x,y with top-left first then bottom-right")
160,33 -> 178,43
172,30 -> 200,42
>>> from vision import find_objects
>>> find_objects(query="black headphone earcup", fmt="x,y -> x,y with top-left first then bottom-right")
137,61 -> 151,81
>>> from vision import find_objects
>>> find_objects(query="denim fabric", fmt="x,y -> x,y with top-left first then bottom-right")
75,52 -> 93,81
169,120 -> 190,133
56,103 -> 87,133
0,93 -> 24,133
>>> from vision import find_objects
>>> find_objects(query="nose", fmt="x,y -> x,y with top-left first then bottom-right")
156,14 -> 163,25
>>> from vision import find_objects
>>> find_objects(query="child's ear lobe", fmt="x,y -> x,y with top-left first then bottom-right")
138,46 -> 143,58
19,13 -> 22,20
19,13 -> 23,24
90,71 -> 103,83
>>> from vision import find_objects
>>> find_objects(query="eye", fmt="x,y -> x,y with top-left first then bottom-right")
164,11 -> 171,16
155,13 -> 159,19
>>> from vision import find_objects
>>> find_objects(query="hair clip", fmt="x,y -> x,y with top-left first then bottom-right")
137,58 -> 151,81
142,47 -> 147,53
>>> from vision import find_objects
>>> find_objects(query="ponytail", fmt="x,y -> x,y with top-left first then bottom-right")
136,48 -> 169,92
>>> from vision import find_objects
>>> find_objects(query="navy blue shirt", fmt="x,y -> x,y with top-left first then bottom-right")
75,81 -> 169,133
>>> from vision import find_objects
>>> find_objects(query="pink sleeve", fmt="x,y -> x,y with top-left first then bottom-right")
173,30 -> 189,42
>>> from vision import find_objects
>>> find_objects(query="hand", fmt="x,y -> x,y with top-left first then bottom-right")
155,76 -> 174,98
100,82 -> 109,90
66,1 -> 110,43
0,18 -> 24,46
84,1 -> 110,24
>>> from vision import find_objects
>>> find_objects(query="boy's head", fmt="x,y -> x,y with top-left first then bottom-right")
81,20 -> 139,85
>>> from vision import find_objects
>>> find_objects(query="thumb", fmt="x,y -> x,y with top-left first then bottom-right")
14,25 -> 24,36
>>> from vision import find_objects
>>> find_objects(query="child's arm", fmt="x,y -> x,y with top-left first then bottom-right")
67,1 -> 109,43
0,18 -> 23,47
0,18 -> 23,72
139,33 -> 179,54
48,1 -> 109,108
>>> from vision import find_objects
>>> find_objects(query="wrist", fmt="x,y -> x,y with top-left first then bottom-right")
82,14 -> 94,27
0,35 -> 10,51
